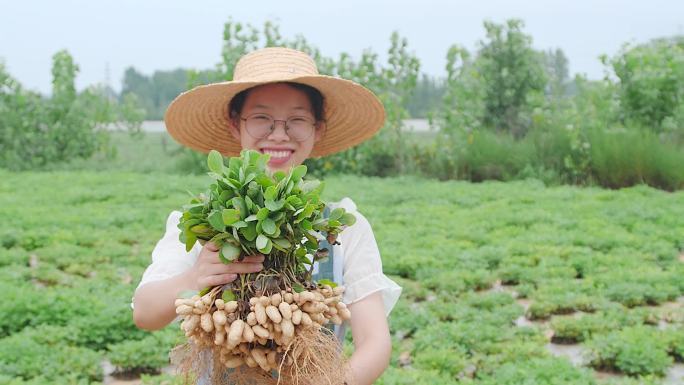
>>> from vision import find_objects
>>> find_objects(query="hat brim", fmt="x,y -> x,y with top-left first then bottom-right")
164,75 -> 385,158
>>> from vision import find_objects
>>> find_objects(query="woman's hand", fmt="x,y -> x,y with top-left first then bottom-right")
188,241 -> 265,290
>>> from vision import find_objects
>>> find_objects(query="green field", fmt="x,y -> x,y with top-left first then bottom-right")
1,139 -> 683,384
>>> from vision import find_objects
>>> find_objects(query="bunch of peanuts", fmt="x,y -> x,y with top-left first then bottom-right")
174,285 -> 351,373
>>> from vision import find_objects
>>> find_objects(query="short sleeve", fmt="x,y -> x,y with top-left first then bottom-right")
336,198 -> 402,316
135,210 -> 200,292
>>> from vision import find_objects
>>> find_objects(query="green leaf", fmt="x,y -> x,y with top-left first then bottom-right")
222,209 -> 241,225
220,243 -> 241,263
184,231 -> 197,252
247,149 -> 261,166
329,208 -> 344,221
245,196 -> 256,213
292,283 -> 305,293
299,179 -> 322,194
231,197 -> 247,218
285,180 -> 295,195
231,220 -> 247,229
317,279 -> 338,288
245,173 -> 257,185
207,150 -> 224,174
208,210 -> 225,231
240,222 -> 258,241
272,211 -> 286,222
256,207 -> 270,221
340,213 -> 357,226
190,224 -> 213,234
291,165 -> 307,181
245,214 -> 258,222
256,234 -> 272,253
286,195 -> 302,207
272,238 -> 291,249
222,290 -> 236,302
264,185 -> 277,201
273,171 -> 286,181
261,218 -> 277,236
265,199 -> 284,211
255,174 -> 274,188
218,190 -> 233,204
228,156 -> 241,173
297,253 -> 312,266
300,219 -> 313,231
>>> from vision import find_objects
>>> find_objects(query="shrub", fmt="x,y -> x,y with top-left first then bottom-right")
588,128 -> 684,191
585,326 -> 673,376
666,328 -> 684,362
550,306 -> 652,343
477,357 -> 597,385
0,325 -> 102,383
107,327 -> 182,373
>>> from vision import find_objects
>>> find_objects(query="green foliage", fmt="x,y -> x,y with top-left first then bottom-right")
139,373 -> 188,385
477,357 -> 597,385
178,150 -> 355,296
0,51 -> 143,171
478,19 -> 547,137
585,326 -> 673,376
550,306 -> 654,343
607,37 -> 684,134
588,128 -> 684,191
0,325 -> 103,383
108,327 -> 182,373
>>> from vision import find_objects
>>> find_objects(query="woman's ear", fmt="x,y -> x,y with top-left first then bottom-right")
314,121 -> 326,143
228,118 -> 240,141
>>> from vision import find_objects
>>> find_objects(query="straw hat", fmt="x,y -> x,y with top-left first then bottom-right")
164,47 -> 385,157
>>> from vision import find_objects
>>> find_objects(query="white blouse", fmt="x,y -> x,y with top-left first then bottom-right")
136,197 -> 402,316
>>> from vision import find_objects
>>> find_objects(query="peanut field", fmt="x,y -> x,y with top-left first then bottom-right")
0,170 -> 683,384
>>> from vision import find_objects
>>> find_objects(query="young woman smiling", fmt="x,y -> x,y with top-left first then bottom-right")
133,47 -> 401,385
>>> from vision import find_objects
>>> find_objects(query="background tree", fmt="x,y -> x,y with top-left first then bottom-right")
0,50 -> 142,170
606,36 -> 684,137
478,19 -> 547,137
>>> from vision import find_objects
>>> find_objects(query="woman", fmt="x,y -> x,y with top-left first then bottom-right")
133,47 -> 402,384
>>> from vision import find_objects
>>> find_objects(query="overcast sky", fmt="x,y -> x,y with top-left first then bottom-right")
1,0 -> 682,95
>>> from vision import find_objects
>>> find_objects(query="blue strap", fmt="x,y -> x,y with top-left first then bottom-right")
313,206 -> 335,282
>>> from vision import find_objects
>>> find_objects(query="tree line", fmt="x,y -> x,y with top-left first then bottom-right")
1,18 -> 682,189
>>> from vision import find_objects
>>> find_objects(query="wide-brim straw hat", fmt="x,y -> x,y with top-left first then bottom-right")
164,47 -> 385,157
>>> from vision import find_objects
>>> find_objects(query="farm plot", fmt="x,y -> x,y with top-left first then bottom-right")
0,171 -> 682,384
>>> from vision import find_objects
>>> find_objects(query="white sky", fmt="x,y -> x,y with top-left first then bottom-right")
1,0 -> 682,95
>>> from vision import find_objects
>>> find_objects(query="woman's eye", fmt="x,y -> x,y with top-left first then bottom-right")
252,115 -> 271,121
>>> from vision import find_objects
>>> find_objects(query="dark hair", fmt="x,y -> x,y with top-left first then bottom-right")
228,82 -> 325,123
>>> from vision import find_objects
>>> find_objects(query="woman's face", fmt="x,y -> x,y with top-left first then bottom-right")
228,83 -> 324,173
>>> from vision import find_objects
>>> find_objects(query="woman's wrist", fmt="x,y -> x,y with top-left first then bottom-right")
178,268 -> 198,292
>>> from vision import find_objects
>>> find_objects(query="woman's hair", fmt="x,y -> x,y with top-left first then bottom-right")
228,82 -> 325,123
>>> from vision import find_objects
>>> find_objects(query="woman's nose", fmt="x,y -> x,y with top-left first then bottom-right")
266,120 -> 290,141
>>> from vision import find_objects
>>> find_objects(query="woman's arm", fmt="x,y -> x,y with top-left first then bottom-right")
133,242 -> 264,331
347,291 -> 392,385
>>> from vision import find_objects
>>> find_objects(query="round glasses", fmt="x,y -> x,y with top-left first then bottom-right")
240,113 -> 317,142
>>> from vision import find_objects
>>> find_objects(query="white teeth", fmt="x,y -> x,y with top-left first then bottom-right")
263,150 -> 292,158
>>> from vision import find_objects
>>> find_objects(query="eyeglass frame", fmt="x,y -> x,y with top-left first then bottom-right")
239,113 -> 323,142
